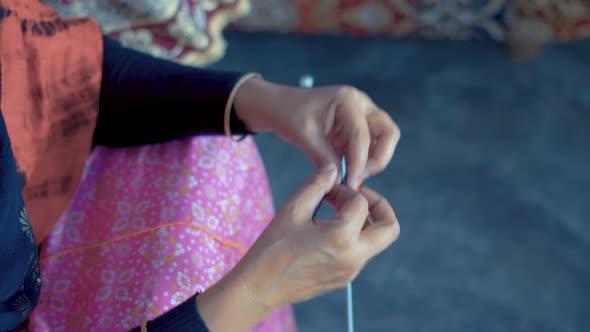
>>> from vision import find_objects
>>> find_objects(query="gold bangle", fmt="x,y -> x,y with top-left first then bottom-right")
140,319 -> 148,332
224,72 -> 261,142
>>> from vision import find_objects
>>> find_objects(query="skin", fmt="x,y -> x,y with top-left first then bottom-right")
234,77 -> 401,187
196,77 -> 401,331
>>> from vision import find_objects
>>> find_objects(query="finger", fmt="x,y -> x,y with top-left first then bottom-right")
354,178 -> 364,192
358,187 -> 400,257
327,126 -> 347,156
364,110 -> 400,178
339,104 -> 371,189
301,135 -> 340,172
323,185 -> 358,211
361,218 -> 372,230
323,177 -> 363,205
299,103 -> 341,173
284,166 -> 338,222
324,185 -> 369,232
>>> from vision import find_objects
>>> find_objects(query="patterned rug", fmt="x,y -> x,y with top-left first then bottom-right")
233,0 -> 512,41
232,0 -> 590,42
43,0 -> 251,66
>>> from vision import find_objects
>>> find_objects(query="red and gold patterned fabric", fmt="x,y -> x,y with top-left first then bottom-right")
42,0 -> 250,66
232,0 -> 590,42
41,0 -> 589,60
512,0 -> 590,42
233,0 -> 512,40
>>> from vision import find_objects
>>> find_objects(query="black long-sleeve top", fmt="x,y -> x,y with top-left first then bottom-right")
96,36 -> 251,147
1,36 -> 254,332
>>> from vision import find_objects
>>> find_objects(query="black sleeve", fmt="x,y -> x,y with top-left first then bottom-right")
128,294 -> 209,332
93,36 -> 252,148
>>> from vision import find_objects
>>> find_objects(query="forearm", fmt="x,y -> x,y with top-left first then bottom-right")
93,36 -> 252,148
128,264 -> 271,332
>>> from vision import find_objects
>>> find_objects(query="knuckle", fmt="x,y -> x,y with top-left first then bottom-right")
300,116 -> 316,136
351,192 -> 369,213
281,200 -> 300,218
378,111 -> 400,138
351,126 -> 362,141
392,220 -> 401,242
375,110 -> 399,131
307,171 -> 329,190
372,161 -> 387,174
311,176 -> 331,194
310,174 -> 324,187
379,221 -> 401,249
351,127 -> 370,146
332,227 -> 355,250
391,121 -> 401,141
336,85 -> 358,99
341,260 -> 361,285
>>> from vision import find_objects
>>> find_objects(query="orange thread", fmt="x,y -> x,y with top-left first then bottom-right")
40,222 -> 247,263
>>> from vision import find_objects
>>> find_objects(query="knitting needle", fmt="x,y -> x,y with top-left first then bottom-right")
300,75 -> 355,332
340,158 -> 355,332
311,157 -> 355,332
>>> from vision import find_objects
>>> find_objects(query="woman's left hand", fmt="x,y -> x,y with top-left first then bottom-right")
235,77 -> 400,186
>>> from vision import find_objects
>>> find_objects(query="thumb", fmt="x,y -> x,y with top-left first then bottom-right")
283,165 -> 338,222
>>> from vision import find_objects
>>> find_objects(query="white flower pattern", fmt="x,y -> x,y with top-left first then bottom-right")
5,204 -> 42,323
19,207 -> 34,244
32,137 -> 295,330
12,294 -> 34,319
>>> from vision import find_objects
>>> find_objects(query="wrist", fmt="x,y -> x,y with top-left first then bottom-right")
233,76 -> 281,133
196,260 -> 273,332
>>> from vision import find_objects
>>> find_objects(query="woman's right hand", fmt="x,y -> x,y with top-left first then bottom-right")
197,166 -> 400,331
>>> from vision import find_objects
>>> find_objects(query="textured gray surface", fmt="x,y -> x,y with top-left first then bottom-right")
211,32 -> 590,332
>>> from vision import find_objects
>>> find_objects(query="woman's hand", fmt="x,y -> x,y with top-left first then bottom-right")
197,167 -> 400,331
235,77 -> 400,187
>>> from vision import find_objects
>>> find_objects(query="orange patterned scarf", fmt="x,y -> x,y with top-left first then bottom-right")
0,0 -> 103,243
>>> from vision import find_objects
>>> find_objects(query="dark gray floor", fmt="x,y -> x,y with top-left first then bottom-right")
211,32 -> 590,332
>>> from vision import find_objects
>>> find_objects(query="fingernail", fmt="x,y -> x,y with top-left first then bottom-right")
354,179 -> 364,191
349,177 -> 360,189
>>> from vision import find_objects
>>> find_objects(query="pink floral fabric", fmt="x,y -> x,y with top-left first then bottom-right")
29,136 -> 297,332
